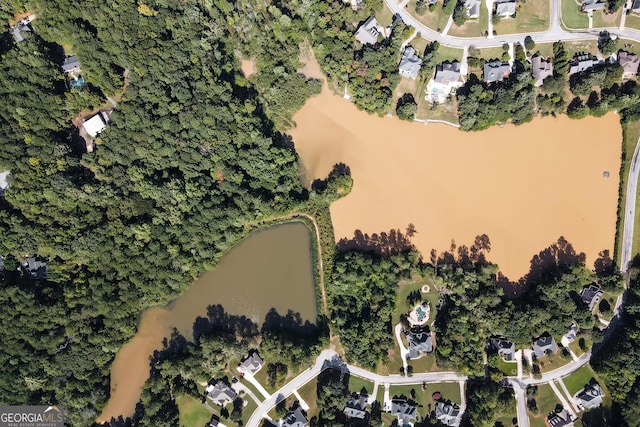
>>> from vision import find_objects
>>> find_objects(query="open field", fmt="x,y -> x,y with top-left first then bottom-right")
592,8 -> 623,28
562,364 -> 596,395
561,0 -> 589,29
493,0 -> 550,34
177,394 -> 213,427
528,384 -> 560,427
348,375 -> 375,395
625,13 -> 640,30
529,42 -> 554,58
449,3 -> 489,37
297,378 -> 319,419
292,82 -> 621,281
407,0 -> 452,32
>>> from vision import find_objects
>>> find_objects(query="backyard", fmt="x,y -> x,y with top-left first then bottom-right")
406,0 -> 452,32
561,364 -> 597,395
177,394 -> 213,427
493,0 -> 550,34
592,8 -> 623,28
528,384 -> 560,427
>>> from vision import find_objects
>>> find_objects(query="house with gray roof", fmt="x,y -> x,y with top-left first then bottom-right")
483,60 -> 511,83
398,47 -> 422,80
10,15 -> 34,43
390,398 -> 417,426
282,408 -> 308,427
490,337 -> 515,361
355,16 -> 380,45
568,54 -> 598,75
62,56 -> 81,74
532,334 -> 557,358
238,351 -> 264,375
464,0 -> 481,18
344,393 -> 368,419
581,0 -> 606,11
580,284 -> 603,310
407,328 -> 433,359
205,380 -> 237,406
23,257 -> 46,280
434,61 -> 461,85
546,408 -> 574,427
633,0 -> 640,12
531,56 -> 553,86
563,323 -> 578,343
495,0 -> 516,17
618,51 -> 640,77
576,383 -> 604,410
0,171 -> 9,196
435,401 -> 461,426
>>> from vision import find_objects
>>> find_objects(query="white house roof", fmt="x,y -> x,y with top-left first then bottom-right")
82,112 -> 108,137
0,171 -> 9,190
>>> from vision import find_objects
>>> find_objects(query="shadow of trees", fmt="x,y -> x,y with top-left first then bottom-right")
192,304 -> 260,344
337,226 -> 415,257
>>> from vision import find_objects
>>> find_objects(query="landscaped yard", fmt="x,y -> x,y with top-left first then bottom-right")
416,96 -> 459,124
493,0 -> 550,34
240,398 -> 258,426
528,384 -> 561,427
390,381 -> 462,417
406,0 -> 452,32
592,8 -> 623,28
568,334 -> 590,356
448,2 -> 489,37
561,364 -> 597,395
177,394 -> 213,427
625,13 -> 640,30
376,2 -> 395,26
497,358 -> 518,376
563,39 -> 599,59
348,375 -> 375,395
561,0 -> 589,29
437,45 -> 464,63
297,378 -> 319,419
528,41 -> 554,58
536,348 -> 572,373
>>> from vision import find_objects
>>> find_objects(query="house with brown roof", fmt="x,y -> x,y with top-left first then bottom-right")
531,56 -> 553,86
618,51 -> 639,78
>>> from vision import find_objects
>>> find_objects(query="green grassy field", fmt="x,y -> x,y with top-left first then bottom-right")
407,0 -> 452,32
561,0 -> 589,29
348,375 -> 375,395
497,358 -> 518,376
376,2 -> 395,26
528,41 -> 554,58
240,399 -> 258,426
177,394 -> 213,427
528,384 -> 561,427
494,0 -> 550,34
592,8 -> 622,28
537,348 -> 572,373
625,13 -> 640,30
297,378 -> 319,419
449,2 -> 489,37
561,364 -> 596,395
389,381 -> 462,417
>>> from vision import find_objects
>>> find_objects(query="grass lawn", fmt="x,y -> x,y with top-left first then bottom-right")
536,349 -> 572,373
390,382 -> 461,417
348,375 -> 375,395
377,338 -> 406,375
408,352 -> 443,373
563,39 -> 599,59
528,42 -> 554,58
393,275 -> 440,324
407,0 -> 452,32
410,37 -> 430,54
615,120 -> 640,262
437,45 -> 465,63
448,2 -> 488,37
493,0 -> 550,34
393,77 -> 421,112
568,334 -> 591,356
592,8 -> 622,28
597,291 -> 617,321
416,93 -> 459,123
297,378 -> 319,419
497,358 -> 518,376
240,398 -> 258,426
625,13 -> 640,30
561,364 -> 597,396
177,394 -> 213,427
375,2 -> 395,26
528,384 -> 560,427
480,46 -> 509,61
561,0 -> 589,29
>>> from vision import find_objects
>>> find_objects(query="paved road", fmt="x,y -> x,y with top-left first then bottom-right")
620,137 -> 640,273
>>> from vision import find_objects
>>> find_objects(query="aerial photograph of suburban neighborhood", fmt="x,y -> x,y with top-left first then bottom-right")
3,0 -> 640,426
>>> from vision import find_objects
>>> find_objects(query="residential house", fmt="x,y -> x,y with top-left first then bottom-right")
576,383 -> 604,410
495,0 -> 516,17
483,60 -> 511,83
531,56 -> 553,86
580,284 -> 604,310
205,380 -> 237,406
238,351 -> 264,375
563,323 -> 578,343
390,398 -> 417,426
355,17 -> 380,45
633,0 -> 640,12
532,334 -> 558,358
434,61 -> 461,85
0,171 -> 9,196
0,255 -> 5,271
435,401 -> 461,426
464,0 -> 481,18
398,47 -> 422,80
208,419 -> 220,427
82,111 -> 111,138
61,56 -> 81,74
618,51 -> 640,77
344,0 -> 364,10
10,15 -> 35,43
545,408 -> 573,427
23,257 -> 46,280
490,337 -> 515,361
581,0 -> 606,11
282,408 -> 308,427
343,393 -> 368,419
568,54 -> 598,75
407,328 -> 433,359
